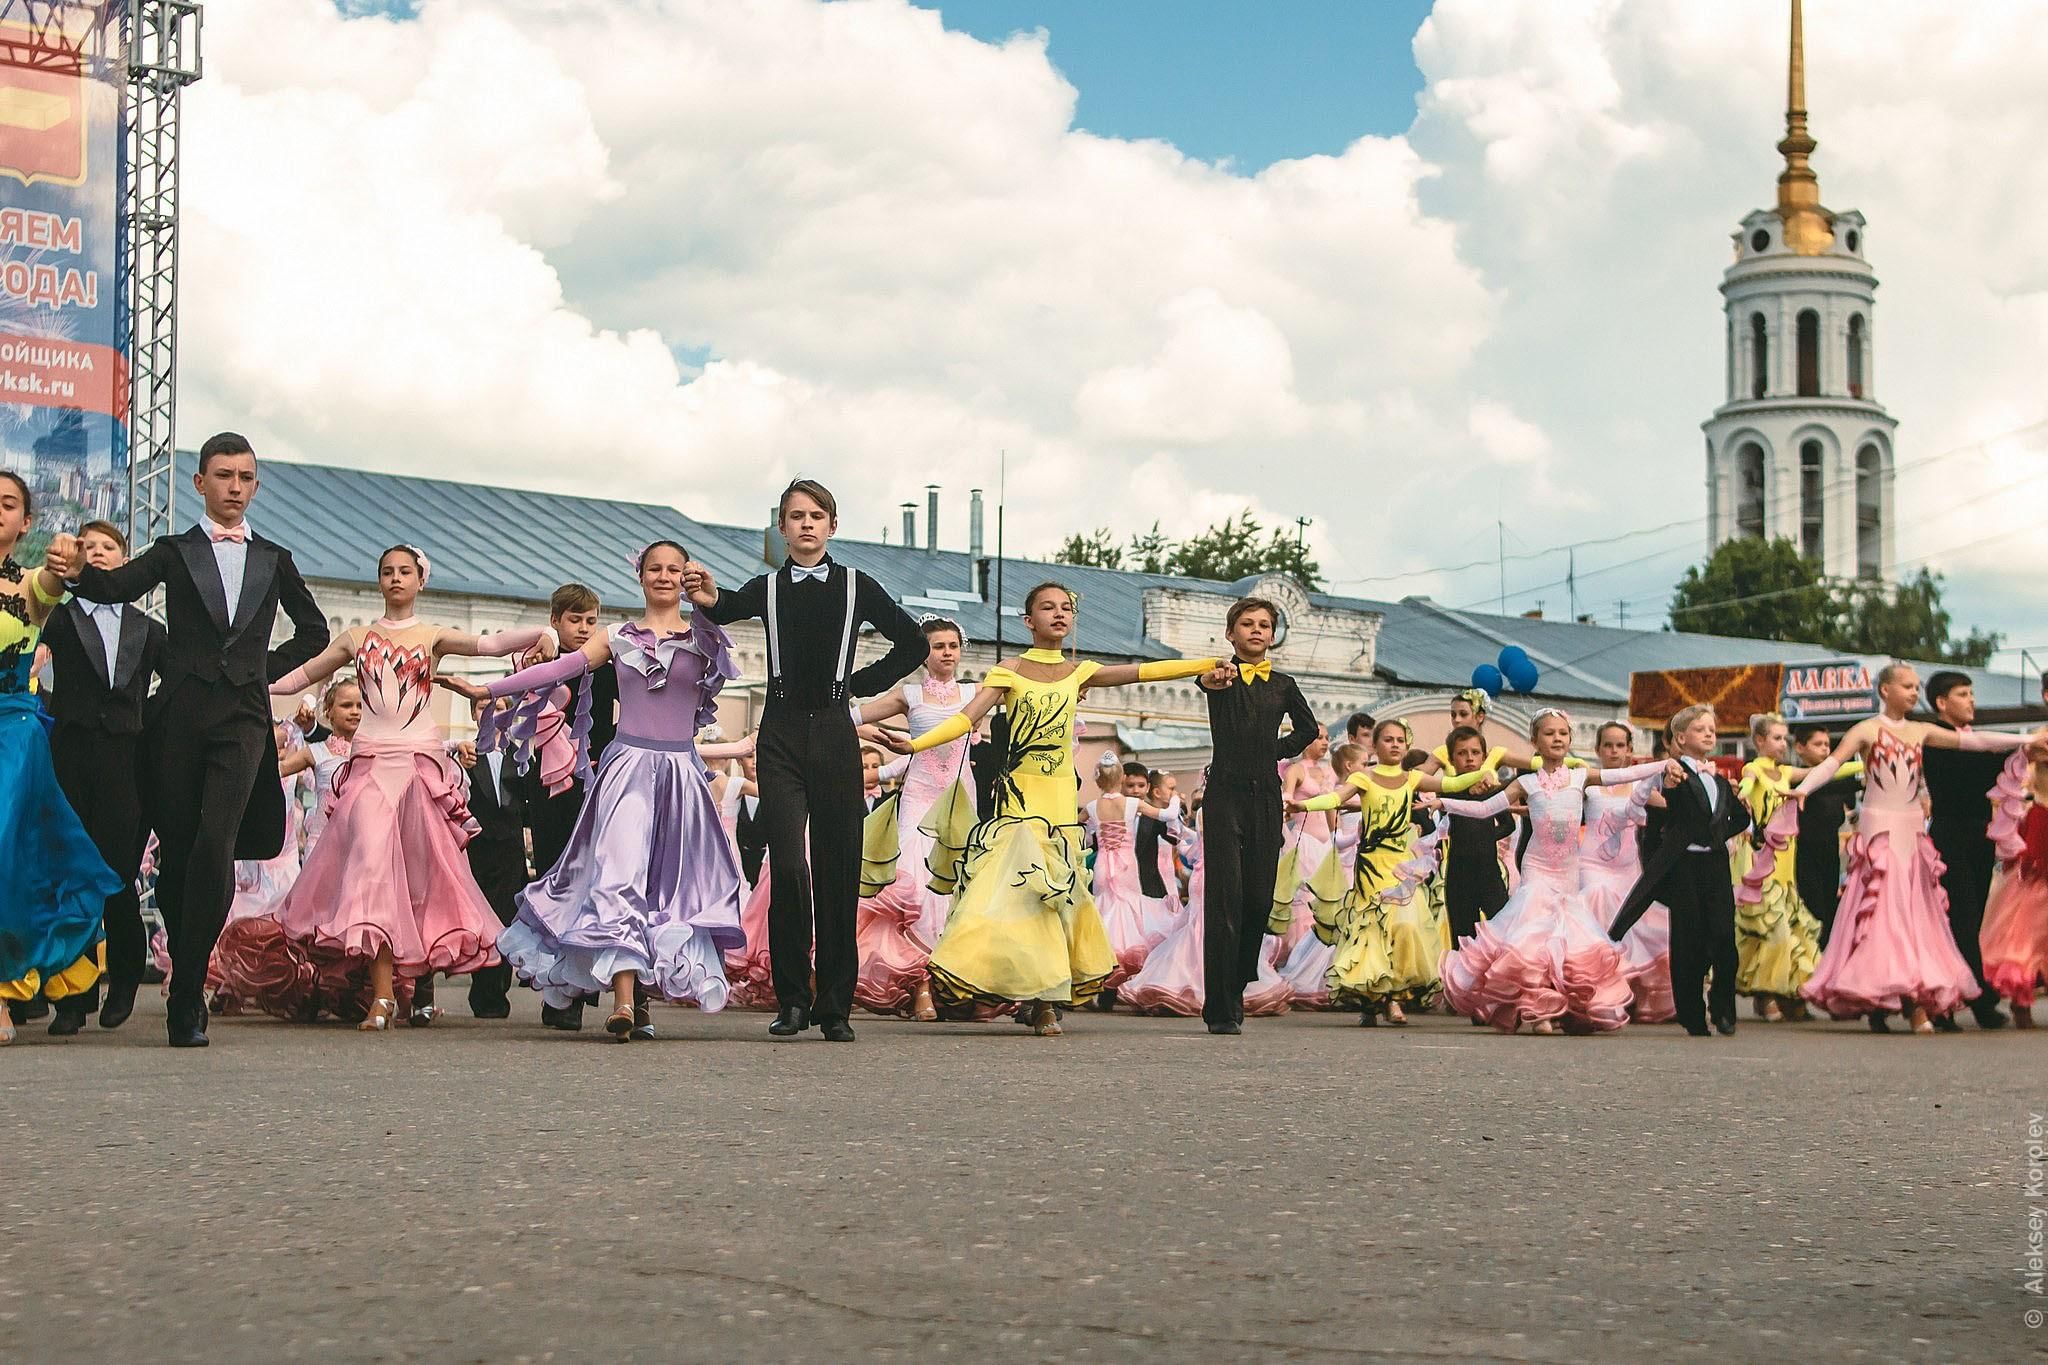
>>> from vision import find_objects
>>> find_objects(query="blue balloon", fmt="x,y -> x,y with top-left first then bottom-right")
1471,664 -> 1505,697
1506,658 -> 1541,695
1497,644 -> 1531,674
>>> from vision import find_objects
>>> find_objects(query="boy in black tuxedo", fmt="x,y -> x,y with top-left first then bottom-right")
1610,704 -> 1751,1037
457,703 -> 532,1019
50,433 -> 328,1047
1195,597 -> 1322,1034
39,521 -> 165,1033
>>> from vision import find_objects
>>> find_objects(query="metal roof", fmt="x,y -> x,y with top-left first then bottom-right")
188,453 -> 2029,706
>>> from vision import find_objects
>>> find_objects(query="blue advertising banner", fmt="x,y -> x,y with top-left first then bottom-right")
0,2 -> 126,544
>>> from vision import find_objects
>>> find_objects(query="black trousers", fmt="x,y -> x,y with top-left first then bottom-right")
1795,845 -> 1843,949
465,836 -> 529,1012
757,704 -> 861,1021
1930,821 -> 2001,1017
531,779 -> 584,880
1200,779 -> 1283,1026
1444,858 -> 1508,944
49,725 -> 148,1009
1664,849 -> 1739,1032
145,682 -> 270,1015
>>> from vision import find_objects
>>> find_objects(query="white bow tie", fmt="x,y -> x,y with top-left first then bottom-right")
790,563 -> 829,584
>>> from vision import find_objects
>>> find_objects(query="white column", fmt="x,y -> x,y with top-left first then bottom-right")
1827,437 -> 1856,578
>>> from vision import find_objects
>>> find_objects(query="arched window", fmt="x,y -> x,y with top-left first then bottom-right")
1796,309 -> 1820,396
1736,442 -> 1767,540
1800,441 -> 1825,561
1750,313 -> 1769,399
1856,445 -> 1883,578
1847,315 -> 1866,399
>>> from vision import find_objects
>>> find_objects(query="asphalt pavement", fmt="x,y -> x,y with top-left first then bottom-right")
3,994 -> 2042,1363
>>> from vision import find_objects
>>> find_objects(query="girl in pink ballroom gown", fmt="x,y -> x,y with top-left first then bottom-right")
1121,807 -> 1292,1018
1435,710 -> 1669,1034
1280,743 -> 1372,1009
1576,722 -> 1676,1024
206,723 -> 314,1016
851,617 -> 979,1020
720,751 -> 779,1011
1780,665 -> 2044,1033
264,546 -> 554,1032
1982,752 -> 2048,1025
1085,755 -> 1181,992
1271,743 -> 1338,965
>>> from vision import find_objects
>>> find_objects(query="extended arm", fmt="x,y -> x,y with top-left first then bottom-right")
1790,723 -> 1870,798
1085,656 -> 1221,690
848,573 -> 930,697
1587,759 -> 1671,788
1431,780 -> 1522,820
697,733 -> 756,761
856,687 -> 910,725
1924,723 -> 2048,753
437,625 -> 554,659
902,683 -> 1005,753
68,540 -> 168,605
269,633 -> 356,696
700,572 -> 767,628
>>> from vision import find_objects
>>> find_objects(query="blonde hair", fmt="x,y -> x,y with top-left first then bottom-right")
1747,711 -> 1786,743
1667,704 -> 1715,743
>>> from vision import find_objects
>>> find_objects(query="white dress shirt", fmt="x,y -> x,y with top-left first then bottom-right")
199,515 -> 250,619
1682,756 -> 1717,852
83,600 -> 122,682
483,749 -> 506,804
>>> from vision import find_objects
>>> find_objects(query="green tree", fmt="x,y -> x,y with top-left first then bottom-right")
1128,522 -> 1173,575
1166,510 -> 1325,589
1052,528 -> 1123,570
1832,568 -> 2002,666
1667,537 -> 1838,642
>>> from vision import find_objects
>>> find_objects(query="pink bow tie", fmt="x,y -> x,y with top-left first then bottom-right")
211,524 -> 247,544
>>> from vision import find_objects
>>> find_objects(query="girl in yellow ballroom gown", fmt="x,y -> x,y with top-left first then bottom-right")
0,481 -> 121,1041
1729,711 -> 1828,1021
1295,718 -> 1493,1025
886,581 -> 1217,1035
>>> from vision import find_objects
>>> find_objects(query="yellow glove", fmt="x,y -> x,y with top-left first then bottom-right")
1439,766 -> 1496,794
1300,790 -> 1346,812
30,573 -> 65,607
907,711 -> 972,754
1138,656 -> 1219,682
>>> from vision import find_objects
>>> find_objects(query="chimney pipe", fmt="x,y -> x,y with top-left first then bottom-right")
968,488 -> 985,591
901,502 -> 916,548
926,484 -> 939,553
763,505 -> 786,567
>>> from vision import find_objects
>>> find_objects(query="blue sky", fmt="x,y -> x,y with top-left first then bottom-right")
923,1 -> 1435,166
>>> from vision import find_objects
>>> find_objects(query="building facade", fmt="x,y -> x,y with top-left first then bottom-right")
1702,0 -> 1896,582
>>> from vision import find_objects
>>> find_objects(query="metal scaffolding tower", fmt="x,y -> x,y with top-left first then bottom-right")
123,0 -> 202,546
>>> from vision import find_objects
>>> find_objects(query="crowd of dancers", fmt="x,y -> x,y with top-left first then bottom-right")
5,439 -> 2048,1047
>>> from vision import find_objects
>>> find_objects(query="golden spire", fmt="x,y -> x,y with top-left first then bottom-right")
1775,0 -> 1834,254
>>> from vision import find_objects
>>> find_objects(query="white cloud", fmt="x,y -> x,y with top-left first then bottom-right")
178,0 -> 2048,653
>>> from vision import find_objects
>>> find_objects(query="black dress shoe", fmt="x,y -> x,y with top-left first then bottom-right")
1868,1011 -> 1892,1033
541,1000 -> 585,1031
166,1010 -> 209,1049
769,1005 -> 811,1037
819,1017 -> 856,1042
1712,1014 -> 1736,1036
468,1001 -> 512,1020
1207,1020 -> 1242,1035
1972,1007 -> 2009,1031
1931,1012 -> 1962,1034
48,1003 -> 89,1036
1684,1024 -> 1712,1037
99,980 -> 137,1030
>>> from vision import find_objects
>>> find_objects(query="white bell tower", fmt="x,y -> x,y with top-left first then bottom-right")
1703,0 -> 1896,581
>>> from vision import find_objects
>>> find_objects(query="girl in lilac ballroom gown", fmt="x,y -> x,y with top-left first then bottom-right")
450,541 -> 748,1042
1433,710 -> 1669,1035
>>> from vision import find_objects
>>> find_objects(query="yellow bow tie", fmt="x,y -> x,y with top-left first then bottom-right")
1237,660 -> 1272,683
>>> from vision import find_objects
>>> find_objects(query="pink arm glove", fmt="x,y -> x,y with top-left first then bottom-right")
269,666 -> 312,697
1593,759 -> 1670,786
1958,728 -> 2033,753
471,626 -> 549,657
1791,752 -> 1845,799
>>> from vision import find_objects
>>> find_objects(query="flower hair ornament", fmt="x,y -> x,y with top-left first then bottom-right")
1456,688 -> 1491,716
402,544 -> 432,589
1533,706 -> 1574,729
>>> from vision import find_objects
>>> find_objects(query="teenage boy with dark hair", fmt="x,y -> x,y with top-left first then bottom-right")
1922,671 -> 2009,1030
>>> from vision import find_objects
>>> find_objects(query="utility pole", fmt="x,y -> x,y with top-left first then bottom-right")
1567,548 -> 1577,621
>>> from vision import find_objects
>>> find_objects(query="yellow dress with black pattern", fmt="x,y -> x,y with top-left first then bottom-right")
1311,768 -> 1442,1007
924,662 -> 1117,1008
0,574 -> 116,1003
1730,756 -> 1823,997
